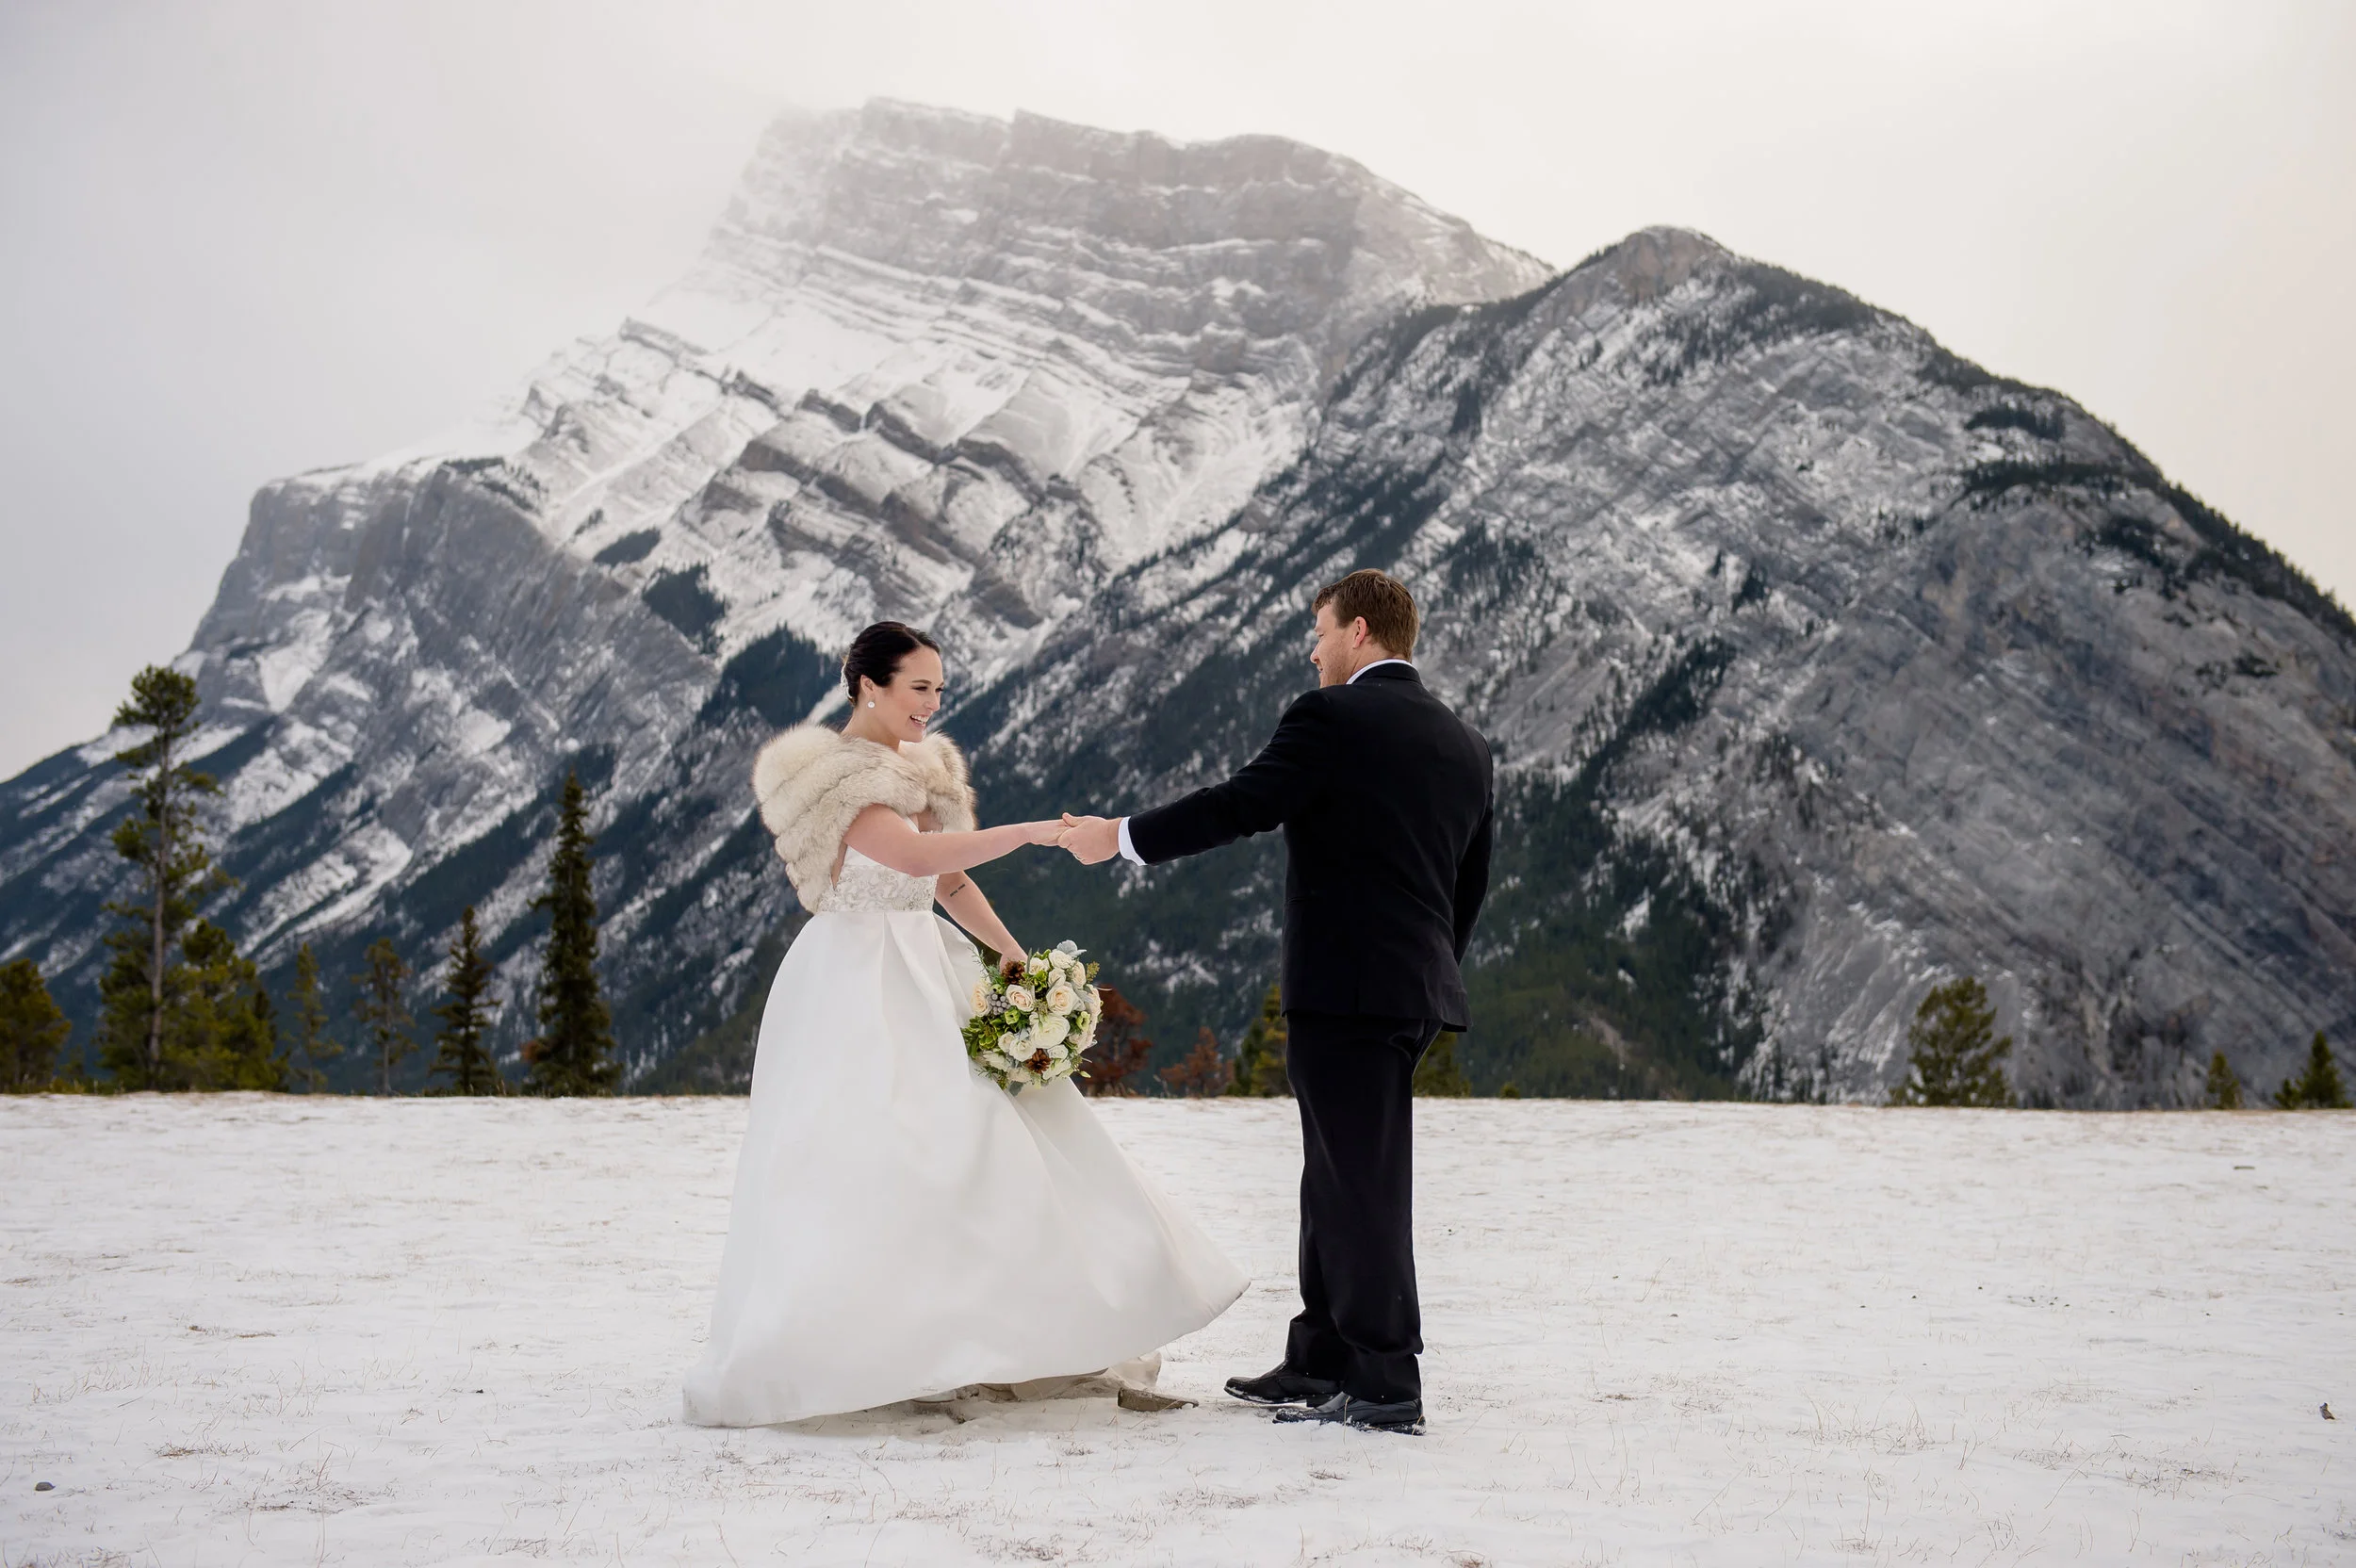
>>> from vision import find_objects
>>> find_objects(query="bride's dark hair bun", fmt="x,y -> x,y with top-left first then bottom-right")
843,621 -> 941,705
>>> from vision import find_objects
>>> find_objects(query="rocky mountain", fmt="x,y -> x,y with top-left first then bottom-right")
0,100 -> 1549,1085
970,227 -> 2356,1105
4,107 -> 2348,1104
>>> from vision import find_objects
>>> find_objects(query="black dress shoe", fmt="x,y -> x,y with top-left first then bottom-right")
1222,1366 -> 1342,1406
1271,1392 -> 1425,1434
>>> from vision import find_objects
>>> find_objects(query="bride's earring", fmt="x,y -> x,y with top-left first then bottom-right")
866,699 -> 875,708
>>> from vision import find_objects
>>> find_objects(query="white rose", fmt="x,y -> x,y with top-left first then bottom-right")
1044,982 -> 1077,1016
969,981 -> 992,1014
1005,984 -> 1037,1012
1035,1013 -> 1071,1049
983,1050 -> 1013,1072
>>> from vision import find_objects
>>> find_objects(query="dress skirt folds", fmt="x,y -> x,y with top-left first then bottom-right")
681,877 -> 1247,1426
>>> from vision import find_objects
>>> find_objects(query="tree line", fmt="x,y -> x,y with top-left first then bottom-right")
1070,980 -> 1481,1100
1072,970 -> 2346,1111
4,666 -> 2344,1109
1886,976 -> 2347,1110
0,666 -> 620,1096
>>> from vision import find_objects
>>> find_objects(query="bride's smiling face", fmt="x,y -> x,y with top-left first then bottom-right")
860,647 -> 945,743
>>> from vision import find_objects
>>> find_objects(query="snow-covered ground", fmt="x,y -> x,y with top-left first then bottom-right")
1,1096 -> 2348,1565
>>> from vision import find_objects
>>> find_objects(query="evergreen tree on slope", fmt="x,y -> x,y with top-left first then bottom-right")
172,920 -> 286,1090
2204,1050 -> 2243,1109
0,958 -> 71,1092
429,906 -> 504,1096
1413,1030 -> 1472,1097
1225,983 -> 1291,1098
287,942 -> 342,1092
2275,1032 -> 2349,1109
524,772 -> 618,1097
352,938 -> 416,1096
98,665 -> 228,1089
1888,977 -> 2013,1108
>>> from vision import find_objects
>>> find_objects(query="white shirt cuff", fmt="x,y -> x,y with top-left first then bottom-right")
1117,817 -> 1144,865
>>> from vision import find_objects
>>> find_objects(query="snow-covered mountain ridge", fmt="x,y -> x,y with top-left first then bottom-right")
0,101 -> 1549,1079
2,107 -> 2347,1102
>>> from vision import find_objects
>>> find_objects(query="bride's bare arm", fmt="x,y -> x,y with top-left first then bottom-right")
934,872 -> 1023,970
839,803 -> 1062,878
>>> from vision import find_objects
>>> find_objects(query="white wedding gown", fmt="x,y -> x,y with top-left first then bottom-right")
680,835 -> 1248,1427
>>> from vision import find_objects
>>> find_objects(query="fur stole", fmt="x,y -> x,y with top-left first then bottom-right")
749,725 -> 976,907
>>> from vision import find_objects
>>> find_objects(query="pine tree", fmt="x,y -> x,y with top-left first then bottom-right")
1413,1030 -> 1473,1097
170,920 -> 285,1090
1887,977 -> 2013,1107
523,772 -> 618,1097
1079,988 -> 1152,1097
2274,1032 -> 2349,1109
97,665 -> 228,1089
1158,1026 -> 1235,1097
429,906 -> 503,1096
1498,1081 -> 1523,1099
241,980 -> 285,1090
286,943 -> 341,1092
2204,1050 -> 2243,1109
352,938 -> 416,1096
0,957 -> 71,1092
1225,983 -> 1291,1098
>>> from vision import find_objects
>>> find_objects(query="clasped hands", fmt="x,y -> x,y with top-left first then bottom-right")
1025,811 -> 1122,865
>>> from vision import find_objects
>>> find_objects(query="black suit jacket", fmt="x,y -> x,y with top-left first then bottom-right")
1126,662 -> 1495,1029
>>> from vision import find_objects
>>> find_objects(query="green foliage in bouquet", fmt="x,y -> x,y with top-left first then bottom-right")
964,941 -> 1103,1091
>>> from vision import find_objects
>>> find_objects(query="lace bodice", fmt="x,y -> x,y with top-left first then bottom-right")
818,845 -> 937,914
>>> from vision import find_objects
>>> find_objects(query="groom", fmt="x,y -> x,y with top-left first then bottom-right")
1059,569 -> 1495,1434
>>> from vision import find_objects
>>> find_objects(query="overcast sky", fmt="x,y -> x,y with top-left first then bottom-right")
2,0 -> 2348,776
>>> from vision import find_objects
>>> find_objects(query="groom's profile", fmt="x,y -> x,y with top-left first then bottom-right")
1060,568 -> 1495,1434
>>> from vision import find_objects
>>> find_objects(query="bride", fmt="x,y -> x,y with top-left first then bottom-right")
680,621 -> 1247,1426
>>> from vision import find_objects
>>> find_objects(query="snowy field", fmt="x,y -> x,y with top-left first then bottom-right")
2,1096 -> 2348,1566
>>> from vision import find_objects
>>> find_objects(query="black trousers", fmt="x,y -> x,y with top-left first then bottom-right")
1281,1011 -> 1442,1405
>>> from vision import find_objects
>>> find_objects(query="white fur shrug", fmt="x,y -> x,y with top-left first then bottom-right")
749,725 -> 976,908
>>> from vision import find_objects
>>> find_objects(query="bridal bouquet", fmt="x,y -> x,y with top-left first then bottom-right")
964,940 -> 1103,1091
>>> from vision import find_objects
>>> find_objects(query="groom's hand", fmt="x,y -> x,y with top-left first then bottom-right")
1058,812 -> 1122,866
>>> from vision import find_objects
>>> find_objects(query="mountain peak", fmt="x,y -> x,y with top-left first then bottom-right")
0,103 -> 1559,1077
704,100 -> 1552,323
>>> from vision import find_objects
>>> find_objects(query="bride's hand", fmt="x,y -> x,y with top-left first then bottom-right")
1024,819 -> 1067,846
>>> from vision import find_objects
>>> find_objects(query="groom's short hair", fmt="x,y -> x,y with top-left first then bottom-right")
1314,570 -> 1418,659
